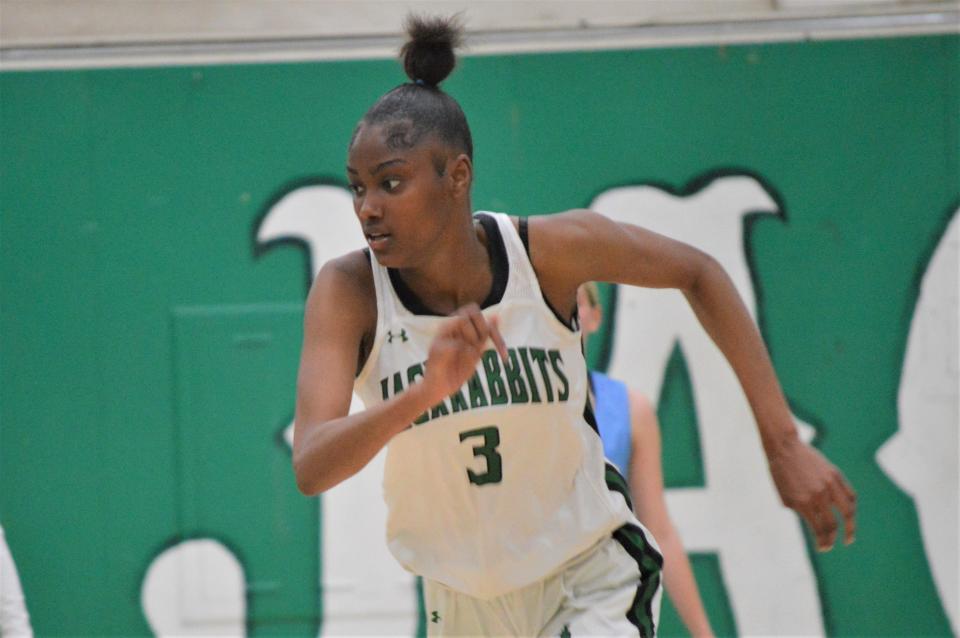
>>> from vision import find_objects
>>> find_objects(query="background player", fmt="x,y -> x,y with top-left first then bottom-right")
579,282 -> 715,637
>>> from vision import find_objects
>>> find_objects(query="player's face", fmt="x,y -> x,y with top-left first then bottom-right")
346,122 -> 458,267
576,285 -> 602,337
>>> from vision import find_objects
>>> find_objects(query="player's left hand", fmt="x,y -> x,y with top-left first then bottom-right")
767,437 -> 857,552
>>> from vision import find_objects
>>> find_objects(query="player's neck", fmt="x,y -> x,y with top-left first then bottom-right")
395,213 -> 494,314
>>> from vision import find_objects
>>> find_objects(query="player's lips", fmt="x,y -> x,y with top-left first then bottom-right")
365,231 -> 391,250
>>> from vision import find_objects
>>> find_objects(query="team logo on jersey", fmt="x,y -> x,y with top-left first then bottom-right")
379,346 -> 571,426
387,329 -> 409,344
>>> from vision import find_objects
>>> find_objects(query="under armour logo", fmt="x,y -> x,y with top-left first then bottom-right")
431,611 -> 441,624
387,329 -> 409,343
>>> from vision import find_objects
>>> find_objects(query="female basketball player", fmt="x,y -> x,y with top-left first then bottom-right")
292,15 -> 856,636
578,282 -> 714,637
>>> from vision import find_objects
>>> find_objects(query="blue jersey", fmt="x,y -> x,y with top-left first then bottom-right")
590,371 -> 633,476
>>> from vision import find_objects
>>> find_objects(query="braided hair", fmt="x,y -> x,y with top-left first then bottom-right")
353,14 -> 473,174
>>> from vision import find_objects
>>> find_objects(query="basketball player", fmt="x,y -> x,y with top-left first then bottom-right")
578,282 -> 714,637
292,15 -> 856,636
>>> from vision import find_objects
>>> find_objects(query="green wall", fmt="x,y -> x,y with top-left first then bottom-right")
1,34 -> 957,636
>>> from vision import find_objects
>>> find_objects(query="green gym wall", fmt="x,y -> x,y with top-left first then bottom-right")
1,34 -> 957,636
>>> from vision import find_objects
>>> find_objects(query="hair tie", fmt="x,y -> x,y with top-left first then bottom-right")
414,78 -> 426,86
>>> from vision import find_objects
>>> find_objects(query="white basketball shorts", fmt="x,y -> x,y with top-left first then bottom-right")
422,522 -> 663,637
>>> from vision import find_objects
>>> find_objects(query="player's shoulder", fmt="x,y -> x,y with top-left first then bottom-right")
498,209 -> 601,238
527,208 -> 601,226
308,249 -> 376,324
524,209 -> 608,248
521,209 -> 609,275
627,388 -> 653,412
318,249 -> 373,286
626,388 -> 656,427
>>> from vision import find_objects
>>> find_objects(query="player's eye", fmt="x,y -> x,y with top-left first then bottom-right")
349,183 -> 365,197
383,178 -> 401,192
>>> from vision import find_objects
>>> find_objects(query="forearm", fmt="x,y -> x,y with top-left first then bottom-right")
293,383 -> 436,495
683,258 -> 857,550
683,258 -> 797,457
655,525 -> 714,637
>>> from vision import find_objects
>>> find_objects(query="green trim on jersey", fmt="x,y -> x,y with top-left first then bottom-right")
605,463 -> 634,512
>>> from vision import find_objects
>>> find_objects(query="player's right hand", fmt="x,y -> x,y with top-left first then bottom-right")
422,303 -> 508,404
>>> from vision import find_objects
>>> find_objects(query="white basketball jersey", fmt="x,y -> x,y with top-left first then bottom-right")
354,212 -> 634,599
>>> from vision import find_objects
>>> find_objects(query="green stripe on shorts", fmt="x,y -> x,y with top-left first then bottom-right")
613,524 -> 664,638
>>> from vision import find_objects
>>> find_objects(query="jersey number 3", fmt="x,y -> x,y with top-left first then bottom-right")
459,426 -> 502,485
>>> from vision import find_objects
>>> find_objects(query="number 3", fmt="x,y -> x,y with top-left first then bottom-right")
459,426 -> 502,485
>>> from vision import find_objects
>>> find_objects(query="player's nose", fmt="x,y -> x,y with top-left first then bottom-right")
356,191 -> 383,222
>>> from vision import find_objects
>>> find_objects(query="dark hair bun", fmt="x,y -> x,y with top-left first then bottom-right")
400,14 -> 464,88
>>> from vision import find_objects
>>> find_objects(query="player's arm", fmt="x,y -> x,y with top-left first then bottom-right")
627,391 -> 714,638
293,253 -> 438,495
528,209 -> 856,551
293,253 -> 506,495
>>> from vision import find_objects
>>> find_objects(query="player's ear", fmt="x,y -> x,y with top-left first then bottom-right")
449,153 -> 472,198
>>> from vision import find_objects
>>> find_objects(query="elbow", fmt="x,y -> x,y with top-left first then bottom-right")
683,250 -> 724,297
636,511 -> 676,550
295,476 -> 318,497
692,250 -> 721,285
291,416 -> 331,496
293,454 -> 327,496
294,464 -> 318,496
